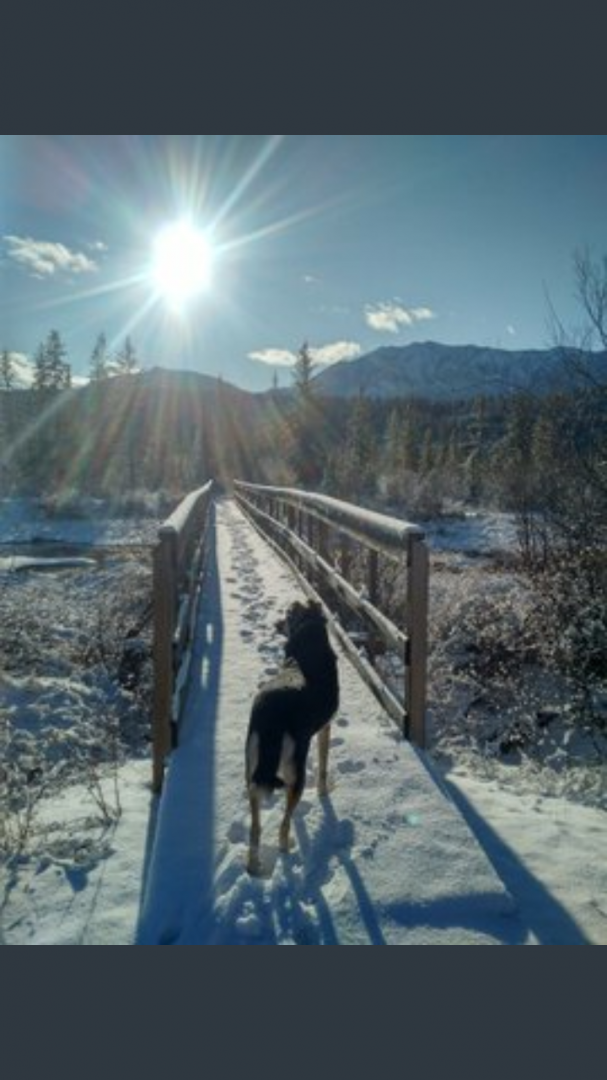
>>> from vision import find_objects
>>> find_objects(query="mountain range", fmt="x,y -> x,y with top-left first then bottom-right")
4,341 -> 606,402
312,341 -> 607,401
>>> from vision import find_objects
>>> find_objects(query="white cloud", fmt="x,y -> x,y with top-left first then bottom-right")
365,300 -> 436,334
4,352 -> 35,388
310,340 -> 361,365
410,307 -> 435,322
3,235 -> 98,278
248,348 -> 297,367
88,240 -> 108,253
302,274 -> 319,285
249,340 -> 362,369
507,324 -> 517,337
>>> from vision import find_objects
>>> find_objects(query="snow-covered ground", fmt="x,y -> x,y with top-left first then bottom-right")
1,497 -> 606,945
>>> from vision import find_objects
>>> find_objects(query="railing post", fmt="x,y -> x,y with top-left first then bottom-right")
317,519 -> 330,562
152,525 -> 178,793
340,536 -> 353,583
405,537 -> 429,749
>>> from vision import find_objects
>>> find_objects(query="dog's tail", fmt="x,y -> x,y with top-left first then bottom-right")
245,730 -> 287,793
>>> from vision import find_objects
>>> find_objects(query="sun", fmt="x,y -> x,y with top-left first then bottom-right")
152,218 -> 214,311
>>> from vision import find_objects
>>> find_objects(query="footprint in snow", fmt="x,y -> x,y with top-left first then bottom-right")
227,821 -> 247,845
337,760 -> 366,775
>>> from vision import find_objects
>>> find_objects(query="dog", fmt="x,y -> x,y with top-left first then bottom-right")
245,599 -> 339,875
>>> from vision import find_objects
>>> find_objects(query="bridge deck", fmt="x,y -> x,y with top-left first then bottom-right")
137,498 -> 530,945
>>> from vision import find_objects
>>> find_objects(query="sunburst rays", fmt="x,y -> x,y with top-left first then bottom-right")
1,136 -> 355,494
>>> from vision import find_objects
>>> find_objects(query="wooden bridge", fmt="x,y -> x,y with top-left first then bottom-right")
151,480 -> 429,794
136,482 -> 528,945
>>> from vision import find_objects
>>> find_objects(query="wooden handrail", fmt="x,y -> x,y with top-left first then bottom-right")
234,480 -> 424,556
234,481 -> 428,748
152,480 -> 213,792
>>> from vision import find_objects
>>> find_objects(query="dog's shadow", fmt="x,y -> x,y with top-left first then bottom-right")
293,797 -> 388,945
204,789 -> 368,945
225,792 -> 385,946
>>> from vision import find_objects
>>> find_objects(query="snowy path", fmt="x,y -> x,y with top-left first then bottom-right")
136,499 -> 531,945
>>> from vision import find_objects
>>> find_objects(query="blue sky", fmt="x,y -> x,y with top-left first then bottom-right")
2,135 -> 607,391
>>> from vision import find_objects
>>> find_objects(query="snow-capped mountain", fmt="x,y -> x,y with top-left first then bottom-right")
312,341 -> 607,400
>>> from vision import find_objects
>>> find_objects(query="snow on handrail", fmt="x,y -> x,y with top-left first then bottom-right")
233,480 -> 424,557
160,480 -> 214,538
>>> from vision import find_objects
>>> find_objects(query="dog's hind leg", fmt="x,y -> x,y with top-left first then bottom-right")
317,723 -> 330,796
247,787 -> 262,876
279,787 -> 302,854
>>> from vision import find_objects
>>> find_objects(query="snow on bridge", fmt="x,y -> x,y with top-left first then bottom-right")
137,498 -> 530,945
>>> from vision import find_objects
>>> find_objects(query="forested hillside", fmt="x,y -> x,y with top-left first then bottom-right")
1,359 -> 606,529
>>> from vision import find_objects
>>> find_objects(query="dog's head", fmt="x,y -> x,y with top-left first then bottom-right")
276,599 -> 326,642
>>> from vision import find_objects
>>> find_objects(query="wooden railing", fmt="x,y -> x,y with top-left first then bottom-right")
152,481 -> 214,792
233,481 -> 429,748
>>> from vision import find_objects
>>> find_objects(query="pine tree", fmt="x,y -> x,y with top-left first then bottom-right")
116,335 -> 138,375
90,332 -> 109,381
33,341 -> 51,390
289,341 -> 323,485
293,341 -> 315,403
45,330 -> 70,389
0,349 -> 14,390
401,410 -> 418,473
419,428 -> 434,475
472,395 -> 488,448
338,393 -> 376,497
385,409 -> 403,475
382,406 -> 420,500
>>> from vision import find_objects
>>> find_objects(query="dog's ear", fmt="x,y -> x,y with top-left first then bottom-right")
276,601 -> 302,635
306,600 -> 325,622
277,599 -> 325,640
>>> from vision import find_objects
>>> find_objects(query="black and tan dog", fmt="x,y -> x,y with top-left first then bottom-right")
245,600 -> 339,875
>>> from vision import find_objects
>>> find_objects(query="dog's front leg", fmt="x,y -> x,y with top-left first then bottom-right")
317,724 -> 330,796
247,787 -> 262,875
